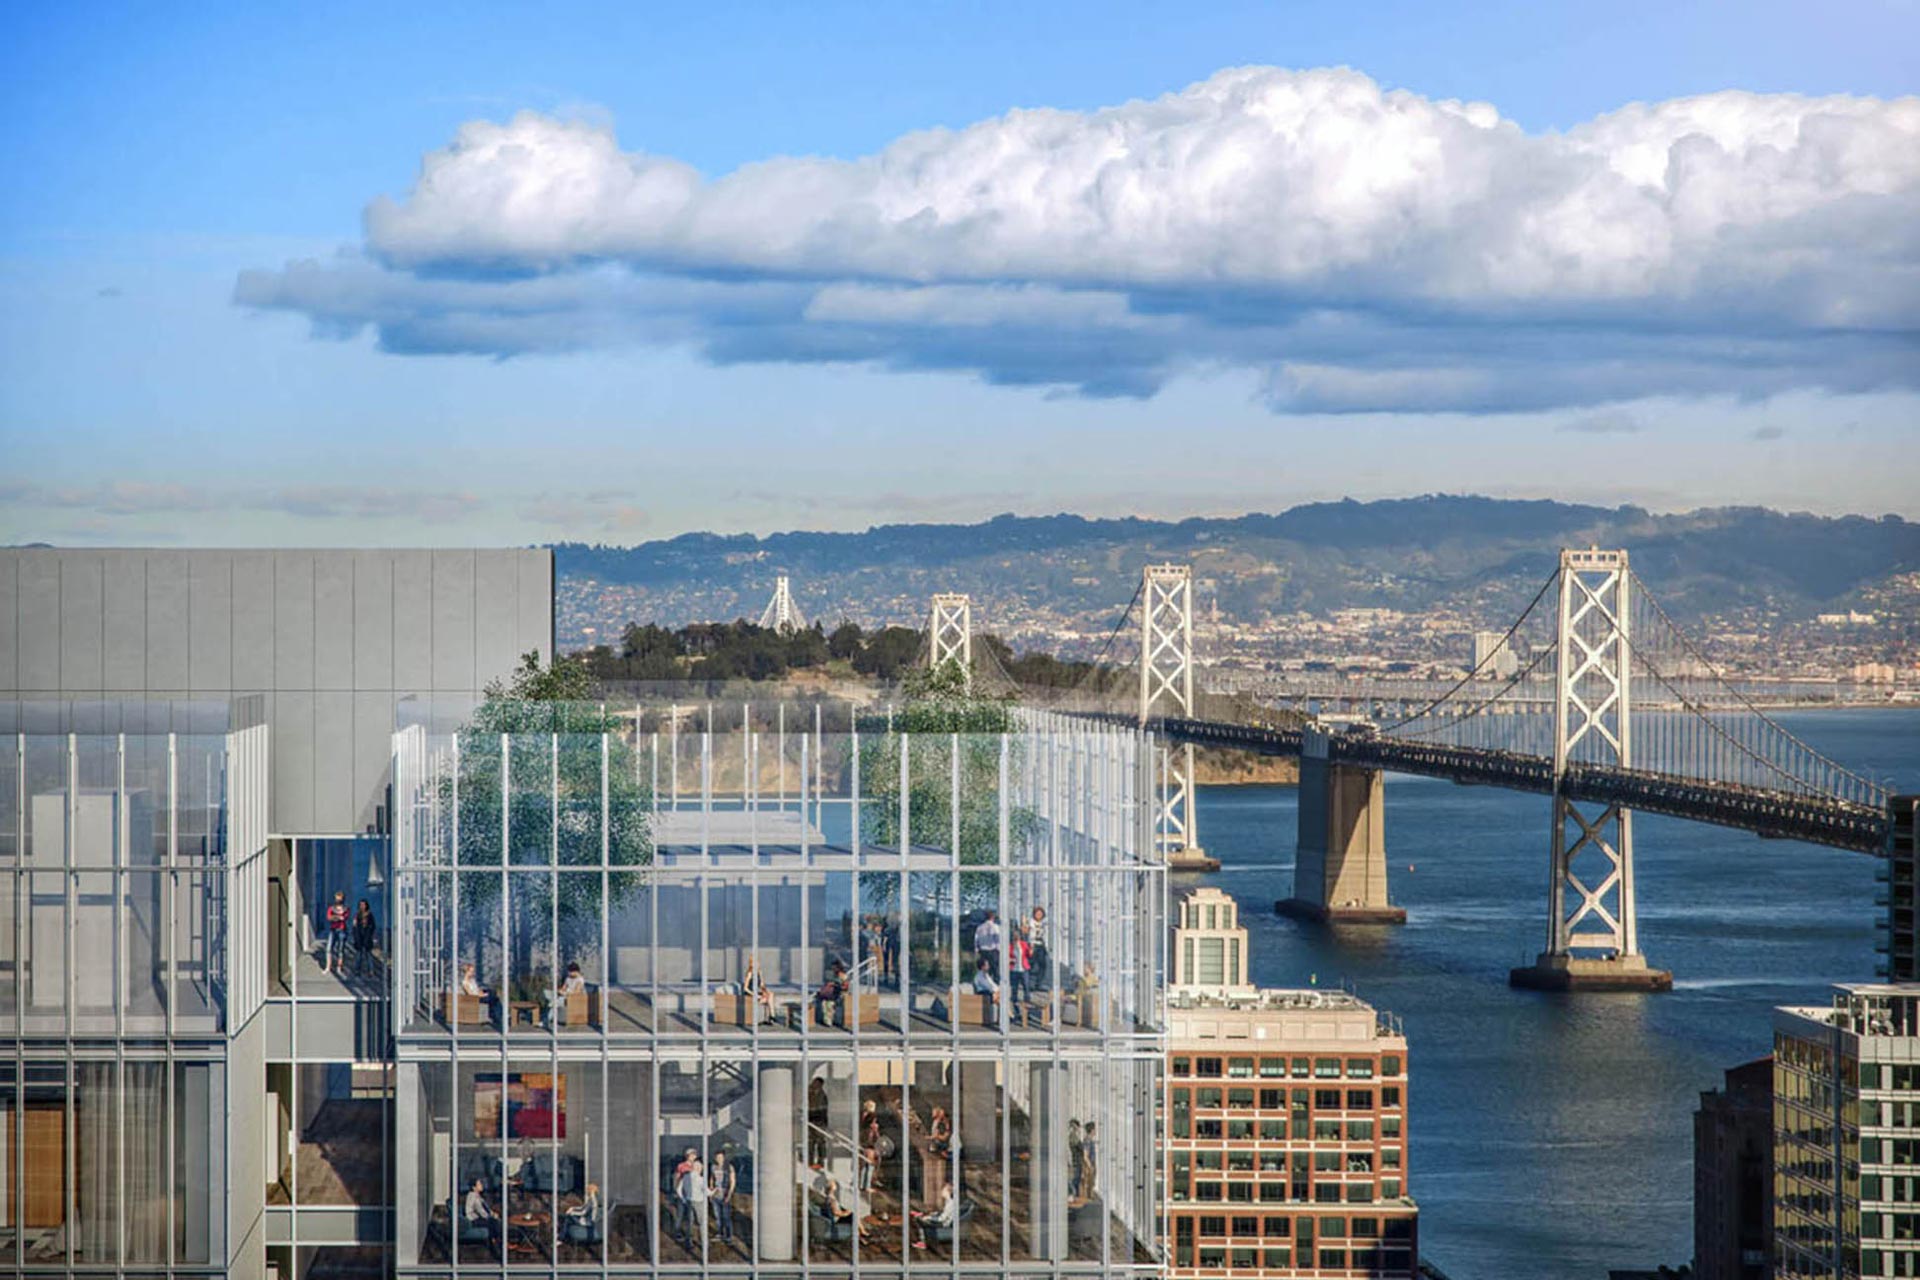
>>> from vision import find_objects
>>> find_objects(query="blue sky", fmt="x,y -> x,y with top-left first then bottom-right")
4,1 -> 1917,546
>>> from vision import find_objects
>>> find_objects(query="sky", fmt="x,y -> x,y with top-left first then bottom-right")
3,0 -> 1918,547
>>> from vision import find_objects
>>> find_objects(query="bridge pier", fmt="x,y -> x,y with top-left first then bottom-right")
1279,730 -> 1405,924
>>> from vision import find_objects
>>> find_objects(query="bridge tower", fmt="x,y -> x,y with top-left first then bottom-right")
1140,564 -> 1217,870
758,575 -> 806,634
928,593 -> 972,686
1511,548 -> 1672,991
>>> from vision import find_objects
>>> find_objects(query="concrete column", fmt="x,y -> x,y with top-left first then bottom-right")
959,1061 -> 998,1162
757,1064 -> 796,1262
1026,1062 -> 1065,1261
1279,732 -> 1404,924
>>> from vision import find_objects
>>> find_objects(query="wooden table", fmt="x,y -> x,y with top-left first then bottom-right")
509,1000 -> 542,1028
507,1210 -> 550,1257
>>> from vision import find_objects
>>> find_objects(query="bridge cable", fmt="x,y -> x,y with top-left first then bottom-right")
1373,569 -> 1559,735
1039,576 -> 1147,710
1617,571 -> 1884,807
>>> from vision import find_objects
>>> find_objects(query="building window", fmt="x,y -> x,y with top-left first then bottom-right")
1347,1058 -> 1375,1079
1196,1057 -> 1224,1078
1315,1058 -> 1341,1078
1228,1057 -> 1255,1079
1260,1057 -> 1286,1079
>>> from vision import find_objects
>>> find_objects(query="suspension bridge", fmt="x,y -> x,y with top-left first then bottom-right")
916,549 -> 1897,992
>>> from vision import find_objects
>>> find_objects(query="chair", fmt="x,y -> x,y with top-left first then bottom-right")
832,992 -> 882,1029
562,1201 -> 606,1246
557,986 -> 601,1028
444,991 -> 489,1027
813,1201 -> 856,1243
924,1199 -> 975,1247
710,992 -> 758,1026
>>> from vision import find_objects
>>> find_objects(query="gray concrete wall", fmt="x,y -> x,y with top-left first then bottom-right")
0,548 -> 553,836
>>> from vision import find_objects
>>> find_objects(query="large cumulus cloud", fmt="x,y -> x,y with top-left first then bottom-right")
236,65 -> 1920,411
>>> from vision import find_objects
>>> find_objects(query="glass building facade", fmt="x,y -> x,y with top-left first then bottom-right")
1,697 -> 270,1276
389,704 -> 1167,1276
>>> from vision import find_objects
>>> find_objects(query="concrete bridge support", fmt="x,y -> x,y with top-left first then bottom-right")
1279,730 -> 1405,924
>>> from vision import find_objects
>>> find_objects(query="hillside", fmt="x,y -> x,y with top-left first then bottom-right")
553,497 -> 1919,648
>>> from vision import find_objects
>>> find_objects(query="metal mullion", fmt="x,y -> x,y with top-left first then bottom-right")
595,729 -> 602,1051
550,730 -> 560,1262
115,734 -> 126,1044
65,733 -> 76,1043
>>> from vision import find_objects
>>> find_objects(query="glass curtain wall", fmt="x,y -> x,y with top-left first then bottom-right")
392,703 -> 1165,1277
1,701 -> 260,1277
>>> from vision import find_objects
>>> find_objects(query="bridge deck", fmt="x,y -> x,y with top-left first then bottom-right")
1144,715 -> 1890,855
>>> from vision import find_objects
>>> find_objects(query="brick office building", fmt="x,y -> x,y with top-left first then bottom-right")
1165,889 -> 1417,1278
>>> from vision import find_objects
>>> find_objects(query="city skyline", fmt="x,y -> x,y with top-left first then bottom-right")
5,1 -> 1919,547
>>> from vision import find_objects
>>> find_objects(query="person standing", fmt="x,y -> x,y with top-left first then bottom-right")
1007,924 -> 1032,1024
676,1154 -> 708,1251
882,913 -> 900,986
1067,1119 -> 1085,1200
671,1147 -> 697,1246
323,891 -> 349,973
807,1076 -> 831,1167
708,1150 -> 736,1247
351,899 -> 377,978
1080,1122 -> 1099,1201
1027,905 -> 1049,988
973,910 -> 1001,980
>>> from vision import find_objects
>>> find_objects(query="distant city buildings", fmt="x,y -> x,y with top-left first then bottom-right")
1694,1058 -> 1772,1280
1165,888 -> 1417,1279
1773,985 -> 1920,1280
1471,629 -> 1520,679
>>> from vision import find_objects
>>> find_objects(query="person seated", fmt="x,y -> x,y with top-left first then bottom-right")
546,961 -> 587,1028
822,1175 -> 868,1240
464,1176 -> 501,1245
927,1106 -> 954,1159
971,955 -> 1000,1019
563,1180 -> 601,1241
741,955 -> 778,1024
911,1181 -> 957,1249
813,963 -> 848,1026
458,962 -> 497,1023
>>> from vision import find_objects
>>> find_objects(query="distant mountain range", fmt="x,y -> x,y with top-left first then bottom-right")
554,496 -> 1920,637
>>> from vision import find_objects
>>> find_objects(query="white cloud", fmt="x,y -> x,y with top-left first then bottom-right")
239,65 -> 1920,412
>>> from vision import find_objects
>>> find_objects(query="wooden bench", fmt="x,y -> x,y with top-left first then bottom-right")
948,988 -> 995,1027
